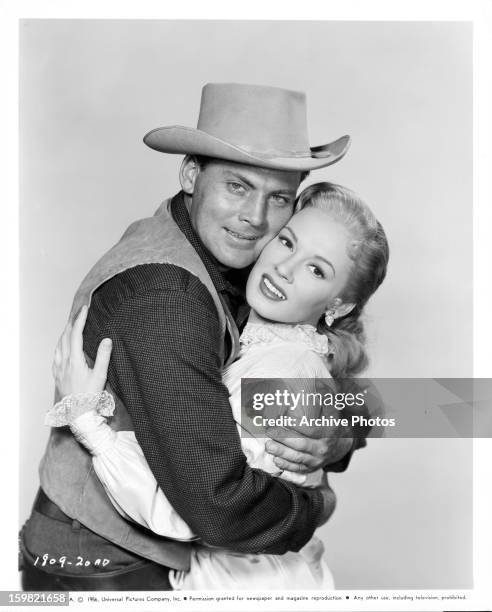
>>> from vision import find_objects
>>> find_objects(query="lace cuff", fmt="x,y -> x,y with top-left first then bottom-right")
45,391 -> 115,427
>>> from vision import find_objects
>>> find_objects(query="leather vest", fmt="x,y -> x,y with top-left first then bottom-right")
39,197 -> 240,570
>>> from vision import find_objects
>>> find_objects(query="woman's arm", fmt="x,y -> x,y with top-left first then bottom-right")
72,412 -> 196,540
51,306 -> 196,541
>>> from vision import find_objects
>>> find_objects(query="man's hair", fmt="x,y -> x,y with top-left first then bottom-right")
193,155 -> 310,184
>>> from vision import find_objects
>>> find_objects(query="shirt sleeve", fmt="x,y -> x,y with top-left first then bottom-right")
69,412 -> 196,541
82,265 -> 324,554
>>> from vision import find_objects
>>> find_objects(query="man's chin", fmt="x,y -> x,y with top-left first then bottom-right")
213,248 -> 258,270
222,258 -> 256,271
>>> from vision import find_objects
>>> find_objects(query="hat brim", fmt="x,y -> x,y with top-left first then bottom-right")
143,126 -> 351,171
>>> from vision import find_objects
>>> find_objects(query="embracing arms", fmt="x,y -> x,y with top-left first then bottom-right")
53,307 -> 336,538
69,264 -> 330,553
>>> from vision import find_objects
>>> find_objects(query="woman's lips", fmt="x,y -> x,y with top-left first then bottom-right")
260,274 -> 287,301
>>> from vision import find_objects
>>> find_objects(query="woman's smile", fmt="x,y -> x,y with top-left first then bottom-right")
259,274 -> 287,301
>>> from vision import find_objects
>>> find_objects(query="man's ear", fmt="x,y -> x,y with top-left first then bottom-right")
179,155 -> 200,195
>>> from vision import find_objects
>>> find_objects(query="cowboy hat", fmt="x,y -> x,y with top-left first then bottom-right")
143,83 -> 350,171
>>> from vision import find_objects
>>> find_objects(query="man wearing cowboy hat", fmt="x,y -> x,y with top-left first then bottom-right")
20,83 -> 365,590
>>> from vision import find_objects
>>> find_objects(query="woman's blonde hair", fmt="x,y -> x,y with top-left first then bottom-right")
297,182 -> 389,379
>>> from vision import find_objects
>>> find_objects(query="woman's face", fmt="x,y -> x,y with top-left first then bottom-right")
246,207 -> 354,326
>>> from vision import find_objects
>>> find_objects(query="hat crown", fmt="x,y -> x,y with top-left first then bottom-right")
197,83 -> 311,157
143,82 -> 350,171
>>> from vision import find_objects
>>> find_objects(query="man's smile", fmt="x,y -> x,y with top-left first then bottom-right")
225,227 -> 261,242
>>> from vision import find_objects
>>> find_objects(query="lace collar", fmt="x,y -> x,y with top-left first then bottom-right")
240,322 -> 329,355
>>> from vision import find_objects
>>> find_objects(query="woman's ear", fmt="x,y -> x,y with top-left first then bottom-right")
325,298 -> 356,321
335,302 -> 356,319
179,155 -> 200,195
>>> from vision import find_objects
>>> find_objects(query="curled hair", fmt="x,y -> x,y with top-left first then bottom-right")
297,182 -> 389,378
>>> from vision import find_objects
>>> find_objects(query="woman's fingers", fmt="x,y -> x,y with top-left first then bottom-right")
53,338 -> 62,367
60,320 -> 72,366
52,340 -> 63,382
51,306 -> 113,396
70,305 -> 88,363
93,338 -> 112,388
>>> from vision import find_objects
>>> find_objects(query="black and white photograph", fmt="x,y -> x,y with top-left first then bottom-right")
3,2 -> 492,610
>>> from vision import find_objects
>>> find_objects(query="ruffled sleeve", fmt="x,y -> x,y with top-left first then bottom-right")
44,391 -> 115,427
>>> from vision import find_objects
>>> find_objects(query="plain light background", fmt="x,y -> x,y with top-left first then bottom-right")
20,20 -> 473,589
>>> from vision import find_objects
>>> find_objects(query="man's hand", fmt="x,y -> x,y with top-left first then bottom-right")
265,424 -> 353,473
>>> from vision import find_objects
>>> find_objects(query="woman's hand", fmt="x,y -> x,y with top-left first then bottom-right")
52,304 -> 112,397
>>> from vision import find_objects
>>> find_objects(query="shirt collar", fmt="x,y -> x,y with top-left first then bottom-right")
170,191 -> 247,299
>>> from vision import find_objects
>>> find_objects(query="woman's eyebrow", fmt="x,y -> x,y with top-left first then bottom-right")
286,225 -> 336,275
316,255 -> 336,276
283,226 -> 297,241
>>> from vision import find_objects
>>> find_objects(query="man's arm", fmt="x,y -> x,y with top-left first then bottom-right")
83,264 -> 327,554
265,378 -> 381,474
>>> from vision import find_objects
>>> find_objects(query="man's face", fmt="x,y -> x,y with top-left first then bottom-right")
181,158 -> 302,269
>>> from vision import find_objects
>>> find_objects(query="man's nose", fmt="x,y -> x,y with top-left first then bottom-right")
238,193 -> 268,229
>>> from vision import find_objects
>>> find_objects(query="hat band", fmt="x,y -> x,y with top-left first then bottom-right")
234,144 -> 313,159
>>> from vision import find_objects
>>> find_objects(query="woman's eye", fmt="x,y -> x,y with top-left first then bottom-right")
308,264 -> 324,279
278,235 -> 293,249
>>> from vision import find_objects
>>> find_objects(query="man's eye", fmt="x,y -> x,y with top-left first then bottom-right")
270,194 -> 290,206
308,264 -> 324,279
227,182 -> 246,195
278,235 -> 293,249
